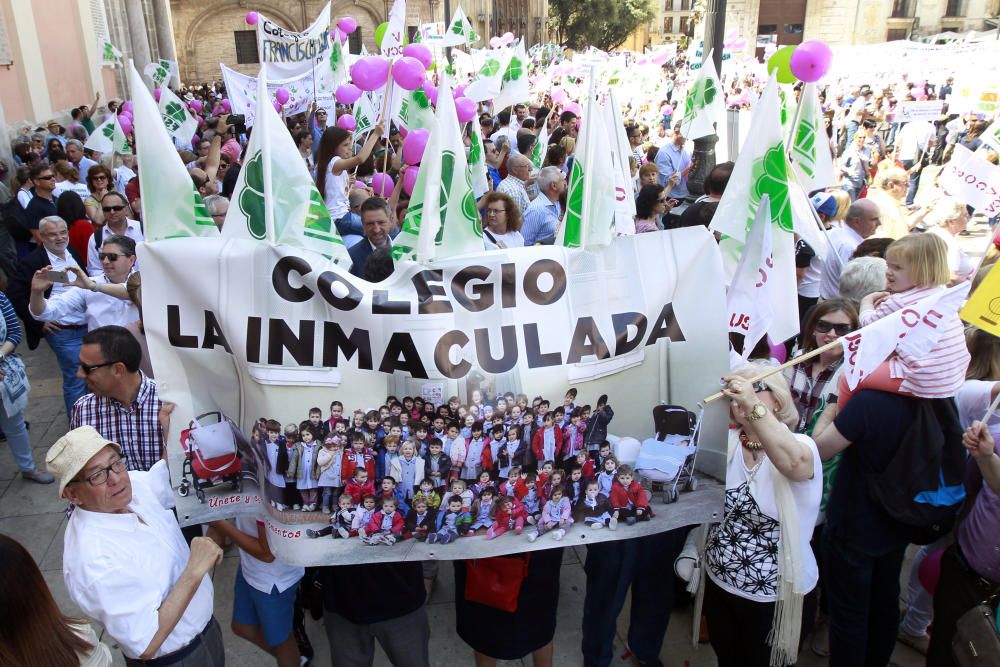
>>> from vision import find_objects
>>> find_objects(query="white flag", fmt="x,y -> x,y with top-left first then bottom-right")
840,282 -> 971,390
84,114 -> 132,155
788,82 -> 836,192
940,144 -> 1000,216
468,115 -> 490,198
604,88 -> 637,235
464,49 -> 511,103
328,29 -> 349,87
679,51 -> 724,141
352,93 -> 379,141
381,0 -> 407,57
727,196 -> 774,361
157,87 -> 199,146
128,62 -> 218,241
440,6 -> 480,47
492,39 -> 529,112
144,59 -> 178,89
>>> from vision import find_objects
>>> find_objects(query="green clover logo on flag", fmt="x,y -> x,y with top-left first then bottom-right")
748,145 -> 794,233
468,132 -> 482,166
451,20 -> 463,36
102,123 -> 115,139
504,57 -> 523,82
239,152 -> 267,240
479,60 -> 501,77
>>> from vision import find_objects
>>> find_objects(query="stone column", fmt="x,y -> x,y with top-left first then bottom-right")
151,0 -> 178,64
123,0 -> 153,72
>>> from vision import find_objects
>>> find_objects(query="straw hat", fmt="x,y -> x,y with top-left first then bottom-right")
46,426 -> 123,496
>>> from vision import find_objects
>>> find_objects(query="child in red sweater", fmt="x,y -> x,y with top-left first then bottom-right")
344,468 -> 375,506
608,465 -> 652,527
362,497 -> 405,545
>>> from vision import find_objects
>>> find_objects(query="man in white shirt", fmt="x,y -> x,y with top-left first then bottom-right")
819,199 -> 881,299
490,110 -> 519,154
48,426 -> 224,665
30,234 -> 139,331
87,192 -> 144,276
65,139 -> 98,182
894,120 -> 936,206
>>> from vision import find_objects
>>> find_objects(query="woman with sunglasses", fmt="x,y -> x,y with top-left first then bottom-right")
83,165 -> 113,227
633,184 -> 674,233
703,366 -> 822,667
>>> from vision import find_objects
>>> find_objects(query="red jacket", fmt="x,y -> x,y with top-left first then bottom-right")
531,426 -> 564,464
365,510 -> 405,535
609,479 -> 649,511
494,498 -> 529,527
580,459 -> 596,479
342,447 -> 376,482
344,478 -> 375,505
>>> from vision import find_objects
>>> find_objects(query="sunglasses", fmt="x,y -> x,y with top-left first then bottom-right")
98,252 -> 130,262
102,205 -> 125,213
815,320 -> 852,336
36,174 -> 55,180
79,359 -> 117,374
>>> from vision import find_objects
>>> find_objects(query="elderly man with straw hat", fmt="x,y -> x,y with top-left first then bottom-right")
47,426 -> 225,666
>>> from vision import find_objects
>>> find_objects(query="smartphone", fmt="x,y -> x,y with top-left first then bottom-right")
46,270 -> 69,283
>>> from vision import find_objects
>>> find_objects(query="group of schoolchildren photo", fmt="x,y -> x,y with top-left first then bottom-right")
253,389 -> 654,547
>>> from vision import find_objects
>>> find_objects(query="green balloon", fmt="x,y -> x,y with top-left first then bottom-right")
375,22 -> 387,49
767,45 -> 797,84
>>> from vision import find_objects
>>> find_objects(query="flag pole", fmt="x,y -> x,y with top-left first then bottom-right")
980,390 -> 1000,428
702,338 -> 842,404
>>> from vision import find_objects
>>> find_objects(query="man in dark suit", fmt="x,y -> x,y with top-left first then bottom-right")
8,215 -> 87,419
348,197 -> 395,279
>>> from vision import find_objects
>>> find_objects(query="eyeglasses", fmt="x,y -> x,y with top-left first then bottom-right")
102,205 -> 125,213
814,320 -> 852,336
92,175 -> 108,181
486,208 -> 506,215
69,456 -> 128,487
97,252 -> 130,262
79,359 -> 118,374
35,174 -> 55,181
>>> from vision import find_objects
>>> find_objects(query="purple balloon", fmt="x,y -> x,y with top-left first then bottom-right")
455,97 -> 477,123
403,166 -> 419,196
454,84 -> 467,99
119,110 -> 133,122
397,126 -> 408,139
153,88 -> 161,102
121,100 -> 134,114
275,87 -> 290,105
402,128 -> 430,166
352,180 -> 367,190
118,116 -> 133,135
221,98 -> 232,113
189,99 -> 202,113
351,56 -> 391,92
422,81 -> 439,106
337,17 -> 358,34
403,43 -> 433,69
789,40 -> 833,83
563,101 -> 582,116
336,83 -> 362,106
489,36 -> 502,49
391,56 -> 426,91
337,114 -> 357,131
371,172 -> 394,197
245,11 -> 259,25
273,100 -> 283,113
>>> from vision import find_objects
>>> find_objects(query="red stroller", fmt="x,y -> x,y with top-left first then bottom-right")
177,411 -> 243,503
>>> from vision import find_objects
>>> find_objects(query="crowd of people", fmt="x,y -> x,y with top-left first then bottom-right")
0,36 -> 999,667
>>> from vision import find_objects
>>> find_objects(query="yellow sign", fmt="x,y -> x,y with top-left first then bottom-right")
961,261 -> 1000,338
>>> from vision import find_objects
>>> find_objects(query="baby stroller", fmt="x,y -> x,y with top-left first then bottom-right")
635,405 -> 702,504
177,411 -> 243,503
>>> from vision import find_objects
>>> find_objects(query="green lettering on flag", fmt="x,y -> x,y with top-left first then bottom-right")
192,188 -> 215,228
239,152 -> 267,240
791,117 -> 817,178
748,145 -> 794,233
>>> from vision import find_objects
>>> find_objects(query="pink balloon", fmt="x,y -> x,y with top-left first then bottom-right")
371,172 -> 394,197
918,549 -> 944,595
454,84 -> 468,99
337,114 -> 357,131
422,81 -> 439,106
352,180 -> 367,189
403,43 -> 433,69
351,56 -> 391,92
274,87 -> 290,105
337,17 -> 358,34
121,100 -> 134,114
550,88 -> 567,105
652,52 -> 669,65
402,128 -> 430,166
245,11 -> 259,25
153,88 -> 161,102
563,102 -> 581,116
273,100 -> 283,113
189,99 -> 202,113
455,96 -> 477,123
789,40 -> 833,83
336,83 -> 362,106
663,106 -> 673,117
118,116 -> 133,135
339,31 -> 349,44
489,36 -> 502,48
403,166 -> 419,195
119,110 -> 133,123
501,32 -> 515,45
221,98 -> 232,112
391,56 -> 426,91
397,126 -> 408,139
768,340 -> 787,364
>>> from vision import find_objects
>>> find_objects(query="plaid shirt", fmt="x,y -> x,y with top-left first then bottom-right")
70,373 -> 163,471
784,358 -> 843,434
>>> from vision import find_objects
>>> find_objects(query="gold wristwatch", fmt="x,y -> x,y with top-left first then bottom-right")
747,402 -> 767,422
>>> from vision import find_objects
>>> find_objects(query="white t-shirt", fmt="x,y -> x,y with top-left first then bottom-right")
929,226 -> 974,281
956,380 -> 1000,436
234,515 -> 304,594
483,229 -> 525,250
323,156 -> 350,221
705,431 -> 822,602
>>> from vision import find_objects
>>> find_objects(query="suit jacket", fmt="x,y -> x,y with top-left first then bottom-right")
348,239 -> 374,278
8,245 -> 85,349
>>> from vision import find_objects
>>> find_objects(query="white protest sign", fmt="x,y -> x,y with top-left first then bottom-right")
896,100 -> 944,123
138,229 -> 731,564
940,144 -> 1000,217
221,64 -> 334,126
255,2 -> 332,79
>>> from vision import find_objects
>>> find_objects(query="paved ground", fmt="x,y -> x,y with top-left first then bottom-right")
6,203 -> 989,665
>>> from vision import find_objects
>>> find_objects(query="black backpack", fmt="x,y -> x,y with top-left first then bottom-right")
866,398 -> 967,544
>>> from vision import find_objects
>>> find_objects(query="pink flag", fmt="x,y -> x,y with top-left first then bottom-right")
840,282 -> 970,390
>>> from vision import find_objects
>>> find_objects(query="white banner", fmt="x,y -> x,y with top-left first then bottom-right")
139,229 -> 730,564
256,2 -> 332,79
941,144 -> 1000,217
896,100 -> 944,123
220,64 -> 334,127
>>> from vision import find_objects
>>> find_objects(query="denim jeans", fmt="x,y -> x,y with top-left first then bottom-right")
45,326 -> 87,420
900,159 -> 922,206
0,397 -> 34,472
581,527 -> 691,667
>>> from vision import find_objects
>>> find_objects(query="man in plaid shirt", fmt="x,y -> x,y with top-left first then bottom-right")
70,326 -> 163,471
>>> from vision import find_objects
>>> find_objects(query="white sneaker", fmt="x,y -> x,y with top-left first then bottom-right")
608,516 -> 618,531
552,529 -> 565,541
527,531 -> 539,542
337,527 -> 350,539
526,515 -> 536,526
276,503 -> 286,512
591,522 -> 603,530
293,504 -> 301,511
